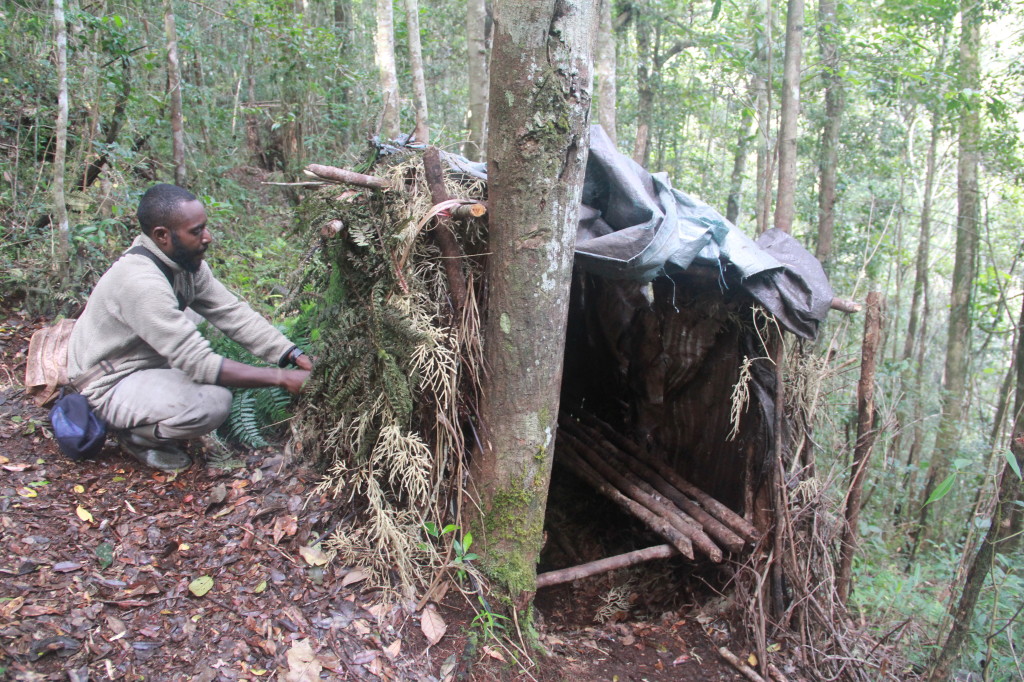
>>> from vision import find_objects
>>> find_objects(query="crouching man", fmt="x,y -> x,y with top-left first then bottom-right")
68,183 -> 313,471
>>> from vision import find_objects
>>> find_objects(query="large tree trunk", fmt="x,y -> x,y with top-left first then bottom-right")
595,0 -> 617,144
404,0 -> 429,144
164,0 -> 186,187
773,0 -> 804,233
52,0 -> 70,278
464,0 -> 490,161
472,0 -> 597,607
910,1 -> 981,556
814,0 -> 843,267
375,0 -> 401,140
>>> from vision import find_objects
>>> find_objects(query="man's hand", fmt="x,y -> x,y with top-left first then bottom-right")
278,369 -> 310,395
295,354 -> 314,371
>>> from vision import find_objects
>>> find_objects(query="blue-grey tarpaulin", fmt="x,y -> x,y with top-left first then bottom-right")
430,125 -> 832,339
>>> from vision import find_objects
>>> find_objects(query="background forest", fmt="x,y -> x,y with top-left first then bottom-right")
2,0 -> 1024,678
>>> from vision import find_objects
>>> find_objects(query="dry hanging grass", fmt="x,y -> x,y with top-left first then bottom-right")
289,148 -> 487,600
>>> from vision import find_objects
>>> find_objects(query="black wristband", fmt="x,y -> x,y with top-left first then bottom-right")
279,346 -> 303,367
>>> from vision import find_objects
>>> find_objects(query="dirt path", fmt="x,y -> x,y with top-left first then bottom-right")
1,304 -> 757,681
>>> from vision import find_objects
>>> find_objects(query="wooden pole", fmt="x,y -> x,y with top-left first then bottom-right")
536,544 -> 675,588
303,164 -> 394,190
562,419 -> 747,553
559,446 -> 695,559
422,147 -> 468,313
576,412 -> 761,543
562,431 -> 722,562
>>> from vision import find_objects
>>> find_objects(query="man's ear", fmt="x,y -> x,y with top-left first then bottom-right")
150,225 -> 171,248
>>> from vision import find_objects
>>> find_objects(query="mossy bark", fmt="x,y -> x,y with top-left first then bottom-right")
471,0 -> 597,608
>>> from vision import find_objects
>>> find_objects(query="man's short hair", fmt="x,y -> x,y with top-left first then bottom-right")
137,184 -> 198,236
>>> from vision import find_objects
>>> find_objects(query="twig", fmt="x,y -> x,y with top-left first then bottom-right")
717,646 -> 768,682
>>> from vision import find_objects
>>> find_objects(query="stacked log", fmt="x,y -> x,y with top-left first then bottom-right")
539,412 -> 760,588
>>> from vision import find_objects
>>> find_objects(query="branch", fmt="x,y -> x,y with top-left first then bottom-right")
423,147 -> 468,313
536,544 -> 675,589
303,164 -> 394,190
559,445 -> 695,559
717,647 -> 767,682
831,297 -> 862,313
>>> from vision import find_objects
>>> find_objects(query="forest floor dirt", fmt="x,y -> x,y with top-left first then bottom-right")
0,302 -> 778,681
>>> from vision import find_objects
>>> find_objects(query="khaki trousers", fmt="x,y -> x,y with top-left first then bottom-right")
95,368 -> 232,441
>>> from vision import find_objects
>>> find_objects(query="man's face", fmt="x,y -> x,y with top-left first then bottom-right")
164,200 -> 211,273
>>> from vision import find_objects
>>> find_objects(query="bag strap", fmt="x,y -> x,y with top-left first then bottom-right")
125,245 -> 187,311
70,246 -> 188,393
69,359 -> 116,393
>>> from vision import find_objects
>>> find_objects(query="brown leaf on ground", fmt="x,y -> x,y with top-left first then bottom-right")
420,604 -> 447,646
271,513 -> 298,543
283,638 -> 322,682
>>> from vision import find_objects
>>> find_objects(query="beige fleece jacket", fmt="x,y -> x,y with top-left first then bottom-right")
68,234 -> 295,408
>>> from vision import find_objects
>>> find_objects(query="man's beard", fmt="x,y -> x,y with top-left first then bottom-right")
169,230 -> 205,273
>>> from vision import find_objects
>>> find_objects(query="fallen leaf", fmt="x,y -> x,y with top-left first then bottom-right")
439,653 -> 457,680
1,596 -> 25,618
298,544 -> 329,566
342,569 -> 368,587
73,484 -> 85,493
188,576 -> 214,597
284,639 -> 322,682
384,639 -> 401,660
483,645 -> 505,662
3,462 -> 31,472
272,514 -> 298,544
29,635 -> 80,659
420,605 -> 447,646
672,654 -> 691,666
253,580 -> 267,594
748,653 -> 758,666
17,487 -> 37,498
95,542 -> 114,569
21,604 -> 64,617
76,506 -> 94,523
53,561 -> 83,573
208,484 -> 227,504
212,505 -> 235,519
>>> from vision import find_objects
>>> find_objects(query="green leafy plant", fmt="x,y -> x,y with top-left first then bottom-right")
422,522 -> 480,582
200,322 -> 299,448
470,595 -> 510,641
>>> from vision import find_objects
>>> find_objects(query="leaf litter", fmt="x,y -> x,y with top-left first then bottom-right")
1,304 -> 748,681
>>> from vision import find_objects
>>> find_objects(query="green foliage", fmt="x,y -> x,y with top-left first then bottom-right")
201,322 -> 297,448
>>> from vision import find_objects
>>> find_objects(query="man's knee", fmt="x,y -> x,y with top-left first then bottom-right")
200,385 -> 233,431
